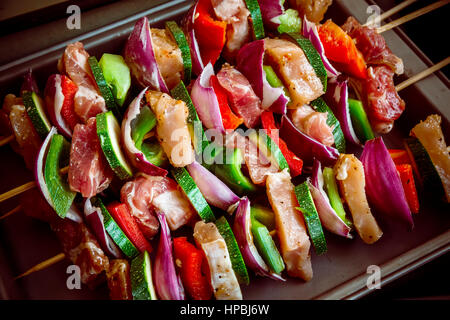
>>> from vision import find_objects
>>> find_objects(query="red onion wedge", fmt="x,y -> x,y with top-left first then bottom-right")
324,77 -> 361,146
121,88 -> 168,176
181,2 -> 204,76
258,0 -> 284,30
302,18 -> 340,78
84,198 -> 122,258
233,197 -> 285,281
21,69 -> 40,95
236,40 -> 288,114
190,63 -> 225,133
154,212 -> 185,300
280,115 -> 339,166
35,127 -> 81,223
44,74 -> 73,138
361,137 -> 414,228
186,161 -> 240,213
310,159 -> 352,238
124,17 -> 169,93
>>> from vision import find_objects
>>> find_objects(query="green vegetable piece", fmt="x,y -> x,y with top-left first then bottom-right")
294,181 -> 327,255
44,134 -> 76,218
311,98 -> 346,153
215,216 -> 250,285
248,130 -> 289,172
209,147 -> 258,195
131,105 -> 157,150
22,91 -> 51,139
263,65 -> 284,88
283,32 -> 327,92
91,197 -> 140,259
250,205 -> 275,231
171,167 -> 216,222
170,81 -> 209,154
244,0 -> 265,40
96,111 -> 133,180
88,56 -> 120,117
251,215 -> 285,274
277,9 -> 302,34
130,251 -> 157,300
165,21 -> 192,84
99,53 -> 131,107
322,167 -> 352,227
348,98 -> 375,143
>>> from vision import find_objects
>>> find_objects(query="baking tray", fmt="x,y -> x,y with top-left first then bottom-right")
0,0 -> 448,300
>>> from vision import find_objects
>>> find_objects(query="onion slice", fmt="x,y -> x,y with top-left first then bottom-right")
233,197 -> 285,281
44,74 -> 73,138
154,212 -> 185,300
310,159 -> 352,238
324,77 -> 360,146
121,88 -> 168,176
186,161 -> 240,213
181,2 -> 204,76
124,17 -> 169,93
236,40 -> 288,114
21,69 -> 40,95
280,115 -> 339,166
302,18 -> 340,78
258,0 -> 284,30
84,198 -> 122,258
361,137 -> 414,228
190,63 -> 225,133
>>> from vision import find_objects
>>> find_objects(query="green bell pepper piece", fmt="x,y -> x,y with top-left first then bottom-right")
99,53 -> 131,107
322,167 -> 352,227
348,98 -> 374,143
250,205 -> 275,231
251,214 -> 285,274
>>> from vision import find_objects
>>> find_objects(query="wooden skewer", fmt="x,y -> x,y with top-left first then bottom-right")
396,57 -> 450,91
377,0 -> 450,33
0,165 -> 69,203
0,205 -> 22,220
14,253 -> 66,280
364,0 -> 418,27
0,135 -> 14,147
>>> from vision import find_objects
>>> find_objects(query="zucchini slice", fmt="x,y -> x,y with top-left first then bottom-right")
247,130 -> 289,172
44,134 -> 76,218
171,167 -> 216,222
91,197 -> 140,259
404,137 -> 444,197
165,21 -> 192,84
283,33 -> 328,92
294,181 -> 327,255
130,251 -> 157,300
244,0 -> 265,40
22,91 -> 51,139
96,111 -> 133,180
215,216 -> 250,285
170,81 -> 209,154
311,98 -> 346,153
88,56 -> 121,117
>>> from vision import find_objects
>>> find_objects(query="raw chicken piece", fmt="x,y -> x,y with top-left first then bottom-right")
288,0 -> 332,23
290,105 -> 334,146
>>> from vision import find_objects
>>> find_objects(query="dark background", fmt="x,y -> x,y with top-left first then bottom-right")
0,0 -> 448,300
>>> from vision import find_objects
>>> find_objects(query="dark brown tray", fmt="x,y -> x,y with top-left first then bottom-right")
0,0 -> 448,300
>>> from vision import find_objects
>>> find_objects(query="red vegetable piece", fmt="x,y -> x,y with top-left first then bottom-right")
261,111 -> 303,176
194,0 -> 227,66
106,202 -> 153,253
60,75 -> 80,131
389,149 -> 411,165
173,237 -> 212,300
318,20 -> 367,79
210,75 -> 243,131
396,164 -> 420,214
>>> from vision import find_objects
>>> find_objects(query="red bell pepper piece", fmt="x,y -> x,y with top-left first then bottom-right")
261,111 -> 303,177
60,75 -> 81,131
318,20 -> 367,79
210,75 -> 243,131
173,237 -> 212,300
396,164 -> 420,214
194,0 -> 227,66
389,149 -> 411,166
106,202 -> 153,253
